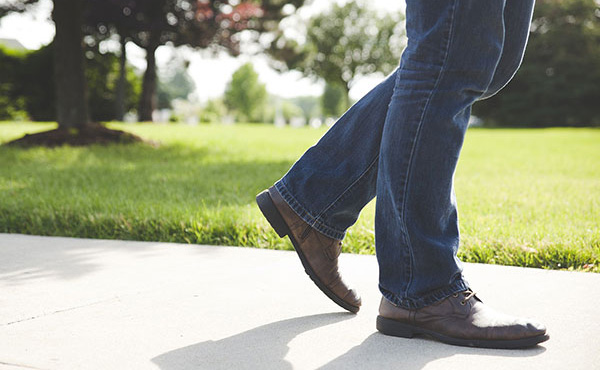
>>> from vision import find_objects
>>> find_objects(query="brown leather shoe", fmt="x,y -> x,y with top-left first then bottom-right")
377,289 -> 548,348
256,186 -> 361,313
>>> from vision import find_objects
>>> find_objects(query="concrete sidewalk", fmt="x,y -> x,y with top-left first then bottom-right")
0,233 -> 598,370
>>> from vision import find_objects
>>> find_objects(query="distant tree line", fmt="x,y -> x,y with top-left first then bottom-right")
218,62 -> 323,125
270,0 -> 600,127
1,0 -> 598,137
472,0 -> 600,127
269,0 -> 405,111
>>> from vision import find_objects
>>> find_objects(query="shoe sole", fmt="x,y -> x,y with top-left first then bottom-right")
376,316 -> 549,349
256,190 -> 360,314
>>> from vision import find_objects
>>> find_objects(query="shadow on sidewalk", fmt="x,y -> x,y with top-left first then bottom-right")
0,234 -> 224,283
317,332 -> 546,370
151,312 -> 353,370
151,312 -> 545,370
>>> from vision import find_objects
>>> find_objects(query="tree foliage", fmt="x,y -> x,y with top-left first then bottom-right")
270,1 -> 404,106
289,95 -> 321,121
0,43 -> 141,122
85,46 -> 141,121
0,44 -> 56,121
157,58 -> 196,110
199,98 -> 227,123
280,100 -> 303,122
0,0 -> 38,19
0,45 -> 29,120
224,62 -> 267,122
473,0 -> 600,127
84,0 -> 307,121
321,82 -> 346,118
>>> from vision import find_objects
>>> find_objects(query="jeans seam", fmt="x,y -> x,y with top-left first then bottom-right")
399,0 -> 458,299
479,2 -> 510,100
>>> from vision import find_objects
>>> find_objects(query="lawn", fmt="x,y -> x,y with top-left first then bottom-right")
1,121 -> 598,272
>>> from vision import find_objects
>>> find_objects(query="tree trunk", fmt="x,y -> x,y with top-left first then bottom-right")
115,34 -> 127,122
5,1 -> 146,147
138,40 -> 159,122
52,0 -> 89,129
342,83 -> 351,111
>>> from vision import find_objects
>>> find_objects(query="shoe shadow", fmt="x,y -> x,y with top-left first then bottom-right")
151,313 -> 546,370
317,332 -> 547,370
151,312 -> 354,370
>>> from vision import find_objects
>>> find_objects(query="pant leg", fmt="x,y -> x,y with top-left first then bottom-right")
481,0 -> 536,100
275,69 -> 398,240
376,0 -> 511,309
276,0 -> 535,244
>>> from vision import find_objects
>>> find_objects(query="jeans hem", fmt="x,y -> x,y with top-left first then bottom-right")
274,181 -> 347,240
380,278 -> 470,310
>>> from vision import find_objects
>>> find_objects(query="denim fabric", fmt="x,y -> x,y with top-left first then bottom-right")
275,0 -> 535,309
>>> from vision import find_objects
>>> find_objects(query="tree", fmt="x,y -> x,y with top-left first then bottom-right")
84,0 -> 137,121
224,63 -> 267,122
1,0 -> 142,146
0,41 -> 141,122
85,45 -> 141,121
52,0 -> 89,129
199,98 -> 227,123
0,45 -> 28,120
321,82 -> 346,118
280,100 -> 304,123
289,95 -> 321,121
84,0 -> 308,122
270,1 -> 405,108
473,0 -> 600,127
1,0 -> 308,144
0,43 -> 56,121
157,59 -> 196,110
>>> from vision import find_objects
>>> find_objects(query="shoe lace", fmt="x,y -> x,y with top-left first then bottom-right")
453,289 -> 476,306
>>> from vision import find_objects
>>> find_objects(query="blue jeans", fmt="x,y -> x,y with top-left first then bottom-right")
274,0 -> 535,309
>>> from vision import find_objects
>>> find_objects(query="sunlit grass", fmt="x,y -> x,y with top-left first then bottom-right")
1,121 -> 598,271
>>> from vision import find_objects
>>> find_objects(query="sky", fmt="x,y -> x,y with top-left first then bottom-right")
0,0 -> 405,103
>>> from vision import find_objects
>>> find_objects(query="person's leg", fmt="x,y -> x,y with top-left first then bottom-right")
375,0 -> 513,308
274,0 -> 535,242
259,0 -> 544,328
375,0 -> 547,348
256,70 -> 398,312
273,70 -> 397,240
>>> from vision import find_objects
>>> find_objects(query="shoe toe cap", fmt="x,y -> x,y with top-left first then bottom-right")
342,289 -> 362,312
525,320 -> 546,336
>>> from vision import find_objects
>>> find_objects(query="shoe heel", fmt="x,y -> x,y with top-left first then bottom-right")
256,190 -> 290,238
376,316 -> 415,338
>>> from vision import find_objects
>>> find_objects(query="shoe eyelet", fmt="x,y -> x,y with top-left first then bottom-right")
460,300 -> 466,305
452,293 -> 459,298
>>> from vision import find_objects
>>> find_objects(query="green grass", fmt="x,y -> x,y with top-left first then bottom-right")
1,121 -> 599,272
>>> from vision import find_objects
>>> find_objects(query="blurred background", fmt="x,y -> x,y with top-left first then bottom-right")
0,0 -> 407,127
1,0 -> 598,128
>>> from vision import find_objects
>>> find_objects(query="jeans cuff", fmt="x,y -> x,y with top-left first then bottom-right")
380,278 -> 470,310
274,180 -> 347,240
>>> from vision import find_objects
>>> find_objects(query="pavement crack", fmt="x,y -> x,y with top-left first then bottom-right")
2,296 -> 121,327
0,361 -> 46,369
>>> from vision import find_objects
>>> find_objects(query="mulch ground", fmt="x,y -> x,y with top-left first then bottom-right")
5,123 -> 147,147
